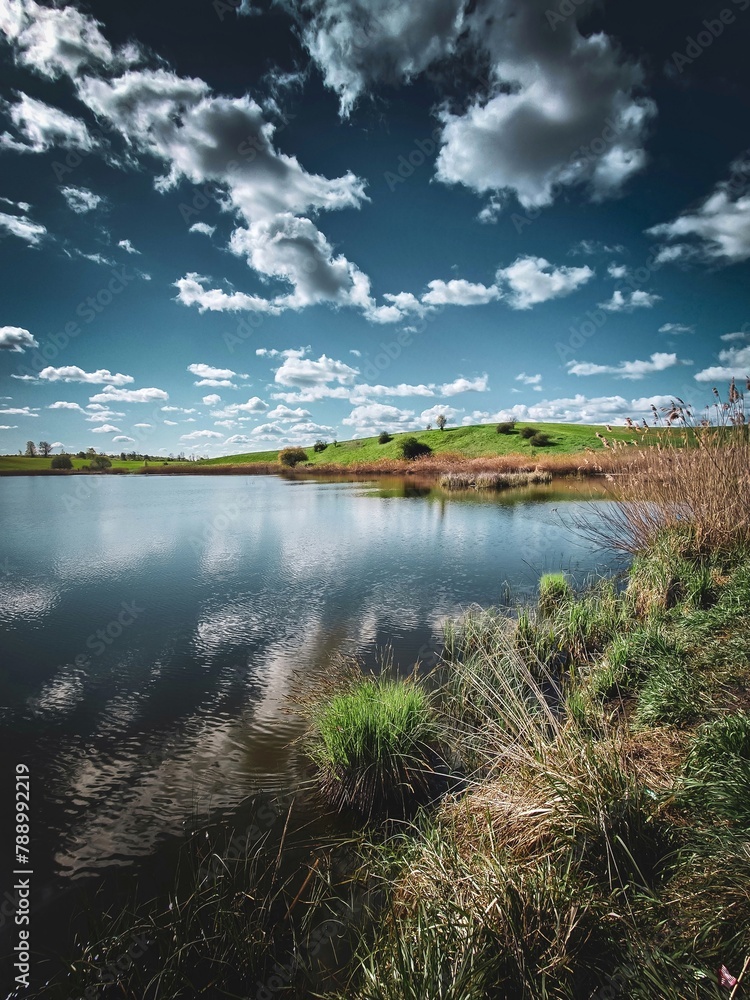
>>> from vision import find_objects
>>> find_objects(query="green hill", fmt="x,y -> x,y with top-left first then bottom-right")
200,421 -> 640,467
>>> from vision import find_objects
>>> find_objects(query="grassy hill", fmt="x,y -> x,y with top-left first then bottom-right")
199,422 -> 640,467
0,455 -> 170,473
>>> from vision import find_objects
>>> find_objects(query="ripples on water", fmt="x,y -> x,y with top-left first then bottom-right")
0,474 -> 619,881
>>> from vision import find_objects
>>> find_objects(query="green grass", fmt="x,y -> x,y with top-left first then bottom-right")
194,421 -> 645,467
308,676 -> 448,821
0,455 -> 172,472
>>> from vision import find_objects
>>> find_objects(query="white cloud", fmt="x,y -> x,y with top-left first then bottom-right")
598,289 -> 661,312
515,372 -> 542,386
694,344 -> 750,382
295,0 -> 466,117
163,419 -> 178,426
488,394 -> 679,425
607,263 -> 628,279
90,423 -> 121,434
1,94 -> 96,153
342,402 -> 415,434
189,222 -> 215,237
86,408 -> 124,422
265,404 -> 312,421
0,325 -> 38,352
60,186 -> 102,213
648,157 -> 750,264
161,406 -> 197,413
113,435 -> 135,443
117,238 -> 140,254
420,404 -> 461,426
0,406 -> 38,417
659,323 -> 694,335
440,375 -> 489,395
569,240 -> 627,257
188,363 -> 246,380
435,0 -> 654,210
133,422 -> 151,428
496,256 -> 594,310
210,397 -> 269,418
274,353 -> 359,387
202,394 -> 222,406
0,425 -> 18,429
421,278 -> 500,307
180,429 -> 223,441
48,400 -> 84,411
88,386 -> 169,403
720,330 -> 750,343
37,366 -> 133,385
0,208 -> 46,245
566,352 -> 685,380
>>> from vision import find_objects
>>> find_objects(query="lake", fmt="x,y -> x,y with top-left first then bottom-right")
0,474 -> 621,918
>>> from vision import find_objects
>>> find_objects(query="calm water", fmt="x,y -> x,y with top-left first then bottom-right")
0,474 -> 619,891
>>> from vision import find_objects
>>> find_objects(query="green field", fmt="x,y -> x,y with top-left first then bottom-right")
198,421 -> 643,467
0,455 -> 171,472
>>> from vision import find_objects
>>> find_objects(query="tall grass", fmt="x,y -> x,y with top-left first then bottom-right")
595,382 -> 750,554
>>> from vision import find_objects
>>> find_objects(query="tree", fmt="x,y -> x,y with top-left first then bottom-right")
51,455 -> 73,470
38,441 -> 52,457
378,431 -> 392,444
313,440 -> 328,452
90,455 -> 112,470
436,414 -> 447,431
278,447 -> 308,467
25,441 -> 37,457
496,421 -> 516,434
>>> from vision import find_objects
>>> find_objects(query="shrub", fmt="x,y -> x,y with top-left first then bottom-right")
313,440 -> 328,453
378,431 -> 393,444
50,455 -> 73,470
519,426 -> 537,439
679,713 -> 750,825
436,414 -> 447,431
529,432 -> 553,447
399,437 -> 432,460
90,455 -> 111,470
278,447 -> 308,467
308,677 -> 448,821
496,421 -> 516,434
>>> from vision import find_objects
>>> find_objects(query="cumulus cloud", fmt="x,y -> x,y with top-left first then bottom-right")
659,323 -> 694,335
117,238 -> 139,254
420,278 -> 500,307
0,325 -> 37,351
180,429 -> 223,441
566,352 -> 686,380
435,0 -> 655,211
202,394 -> 222,406
294,0 -> 466,117
486,394 -> 679,425
598,289 -> 661,312
36,366 -> 133,385
648,157 -> 750,264
0,93 -> 96,153
0,405 -> 38,417
90,423 -> 121,433
188,363 -> 245,380
88,386 -> 169,403
265,404 -> 312,421
48,400 -> 84,411
694,344 -> 750,382
210,397 -> 269,418
274,353 -> 359,387
515,372 -> 542,386
113,435 -> 135,443
189,222 -> 215,237
440,375 -> 489,395
342,402 -> 415,434
496,256 -> 594,309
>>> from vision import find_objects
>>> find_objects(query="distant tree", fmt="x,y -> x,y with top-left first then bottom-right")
51,455 -> 73,470
76,451 -> 86,459
519,426 -> 537,439
313,440 -> 328,452
529,432 -> 554,447
426,423 -> 432,431
38,441 -> 52,457
278,447 -> 308,467
90,455 -> 112,470
496,421 -> 516,434
378,431 -> 392,444
25,440 -> 37,457
435,414 -> 447,431
400,437 -> 432,460
86,447 -> 97,456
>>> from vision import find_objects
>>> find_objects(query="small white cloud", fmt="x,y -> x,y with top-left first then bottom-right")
90,423 -> 121,433
659,323 -> 694,335
566,352 -> 685,379
117,238 -> 140,254
61,186 -> 102,213
598,289 -> 661,312
515,372 -> 542,386
496,257 -> 594,310
189,222 -> 216,237
48,400 -> 84,411
89,386 -> 169,403
37,365 -> 133,385
0,325 -> 38,352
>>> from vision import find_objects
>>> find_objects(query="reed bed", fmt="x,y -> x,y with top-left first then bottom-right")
438,469 -> 552,491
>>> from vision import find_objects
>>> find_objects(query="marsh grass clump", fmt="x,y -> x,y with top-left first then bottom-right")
538,572 -> 572,616
308,677 -> 450,821
438,470 -> 552,491
678,713 -> 750,825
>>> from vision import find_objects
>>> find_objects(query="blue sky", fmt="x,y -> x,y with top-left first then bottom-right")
0,0 -> 749,457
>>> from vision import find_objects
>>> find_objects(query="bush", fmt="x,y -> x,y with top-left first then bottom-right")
496,421 -> 516,434
278,447 -> 308,467
50,455 -> 73,470
90,455 -> 111,470
519,426 -> 537,439
679,713 -> 750,825
538,573 -> 572,616
313,440 -> 328,453
529,432 -> 554,447
399,437 -> 432,460
308,677 -> 448,820
378,431 -> 393,444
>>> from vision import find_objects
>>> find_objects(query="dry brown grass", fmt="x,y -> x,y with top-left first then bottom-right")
593,383 -> 750,554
